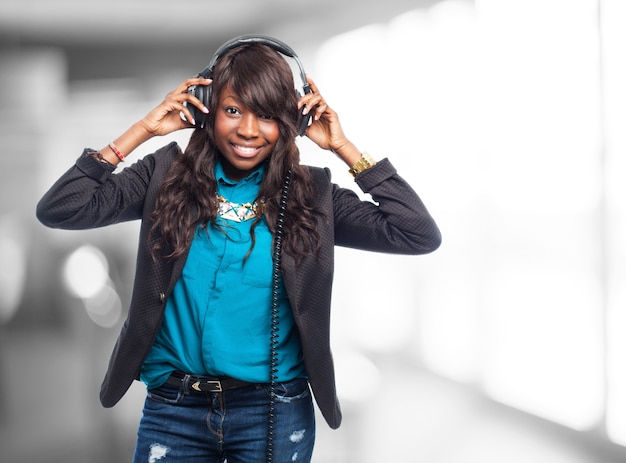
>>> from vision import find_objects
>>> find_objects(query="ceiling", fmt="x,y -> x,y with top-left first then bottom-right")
0,0 -> 443,82
0,0 -> 438,48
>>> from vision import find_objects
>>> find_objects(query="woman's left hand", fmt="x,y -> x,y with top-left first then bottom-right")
299,78 -> 360,163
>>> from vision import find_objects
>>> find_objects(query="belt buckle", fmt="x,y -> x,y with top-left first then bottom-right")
191,379 -> 223,392
206,380 -> 223,392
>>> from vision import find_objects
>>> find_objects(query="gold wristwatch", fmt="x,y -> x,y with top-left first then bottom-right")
348,152 -> 377,178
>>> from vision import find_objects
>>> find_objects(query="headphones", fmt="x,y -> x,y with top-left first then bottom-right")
187,34 -> 313,136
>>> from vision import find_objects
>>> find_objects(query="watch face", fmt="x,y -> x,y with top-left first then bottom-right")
349,154 -> 376,177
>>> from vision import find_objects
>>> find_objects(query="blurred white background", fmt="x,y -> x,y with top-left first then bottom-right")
2,0 -> 626,461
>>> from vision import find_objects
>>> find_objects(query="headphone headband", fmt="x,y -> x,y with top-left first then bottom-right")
199,34 -> 307,83
204,34 -> 297,69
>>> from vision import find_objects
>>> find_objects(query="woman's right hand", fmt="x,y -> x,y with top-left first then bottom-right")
138,77 -> 212,136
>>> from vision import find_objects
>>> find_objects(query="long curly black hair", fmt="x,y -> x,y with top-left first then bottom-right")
149,43 -> 323,264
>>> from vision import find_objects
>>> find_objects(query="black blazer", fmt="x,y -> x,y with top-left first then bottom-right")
36,142 -> 441,429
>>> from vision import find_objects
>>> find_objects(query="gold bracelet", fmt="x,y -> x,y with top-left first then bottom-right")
348,152 -> 376,178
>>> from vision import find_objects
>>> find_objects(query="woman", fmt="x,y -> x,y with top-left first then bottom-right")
36,37 -> 441,463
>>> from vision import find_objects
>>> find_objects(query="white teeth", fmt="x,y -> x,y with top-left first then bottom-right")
235,145 -> 257,153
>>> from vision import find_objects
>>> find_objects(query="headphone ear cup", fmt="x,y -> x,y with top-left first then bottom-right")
187,82 -> 211,129
295,85 -> 313,136
296,110 -> 312,137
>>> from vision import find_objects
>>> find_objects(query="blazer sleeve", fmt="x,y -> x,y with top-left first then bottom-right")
36,143 -> 177,230
331,158 -> 441,255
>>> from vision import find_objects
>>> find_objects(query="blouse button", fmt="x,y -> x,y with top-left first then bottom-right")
159,292 -> 166,303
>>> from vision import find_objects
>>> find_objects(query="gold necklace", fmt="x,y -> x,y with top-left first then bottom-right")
217,195 -> 265,222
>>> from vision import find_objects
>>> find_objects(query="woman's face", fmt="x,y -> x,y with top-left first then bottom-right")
213,86 -> 280,181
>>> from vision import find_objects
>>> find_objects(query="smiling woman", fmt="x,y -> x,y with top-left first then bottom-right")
35,35 -> 441,463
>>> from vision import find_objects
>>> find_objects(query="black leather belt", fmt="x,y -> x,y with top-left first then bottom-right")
166,371 -> 252,393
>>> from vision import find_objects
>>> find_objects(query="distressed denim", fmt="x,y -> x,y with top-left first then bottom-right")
132,377 -> 315,463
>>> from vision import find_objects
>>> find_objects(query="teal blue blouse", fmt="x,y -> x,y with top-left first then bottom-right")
140,161 -> 305,389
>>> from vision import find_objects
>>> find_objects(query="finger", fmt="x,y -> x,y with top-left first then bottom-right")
164,90 -> 209,121
298,79 -> 319,106
306,76 -> 320,94
185,94 -> 210,114
178,108 -> 195,126
157,99 -> 195,126
299,93 -> 324,115
172,102 -> 198,126
175,77 -> 212,94
169,78 -> 212,115
312,102 -> 328,121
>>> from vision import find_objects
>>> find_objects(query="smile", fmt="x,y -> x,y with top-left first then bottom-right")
232,144 -> 262,157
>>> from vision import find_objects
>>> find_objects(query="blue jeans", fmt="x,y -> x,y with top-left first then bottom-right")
132,377 -> 315,463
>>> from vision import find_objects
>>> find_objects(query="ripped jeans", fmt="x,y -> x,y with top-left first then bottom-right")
132,377 -> 315,463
